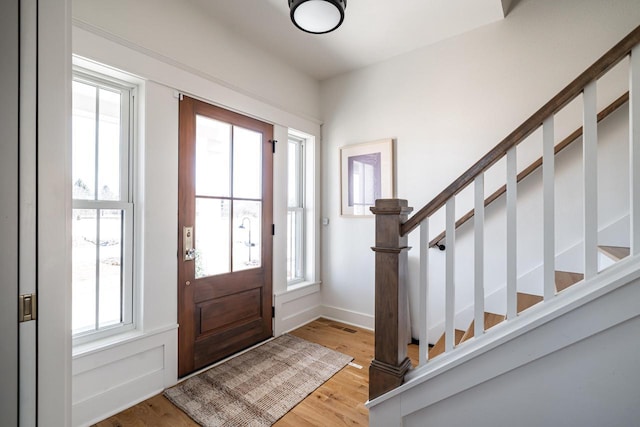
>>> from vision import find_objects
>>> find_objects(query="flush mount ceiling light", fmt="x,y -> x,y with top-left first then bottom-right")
289,0 -> 347,34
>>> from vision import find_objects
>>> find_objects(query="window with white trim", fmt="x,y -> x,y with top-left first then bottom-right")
71,69 -> 135,340
287,136 -> 305,283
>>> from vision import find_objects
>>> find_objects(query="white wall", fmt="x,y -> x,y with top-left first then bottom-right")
70,1 -> 322,423
72,0 -> 320,122
319,0 -> 640,335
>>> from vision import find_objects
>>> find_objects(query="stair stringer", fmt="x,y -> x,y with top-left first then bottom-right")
368,256 -> 640,427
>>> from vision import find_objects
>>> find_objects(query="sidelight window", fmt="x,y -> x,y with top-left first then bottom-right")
71,69 -> 135,340
287,135 -> 306,283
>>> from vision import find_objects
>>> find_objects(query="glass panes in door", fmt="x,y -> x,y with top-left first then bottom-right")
194,115 -> 264,278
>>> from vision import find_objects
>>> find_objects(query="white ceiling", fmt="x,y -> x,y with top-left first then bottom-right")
186,0 -> 513,81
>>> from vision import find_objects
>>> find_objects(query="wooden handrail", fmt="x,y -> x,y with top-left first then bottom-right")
428,92 -> 630,248
401,24 -> 640,237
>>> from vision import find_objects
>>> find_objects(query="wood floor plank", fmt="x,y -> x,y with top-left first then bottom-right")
94,318 -> 416,426
93,394 -> 198,427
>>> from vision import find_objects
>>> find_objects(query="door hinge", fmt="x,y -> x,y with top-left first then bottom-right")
272,306 -> 275,318
270,139 -> 277,154
272,224 -> 275,235
19,293 -> 37,323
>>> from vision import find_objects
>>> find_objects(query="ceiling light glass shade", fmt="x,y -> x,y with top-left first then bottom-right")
289,0 -> 347,34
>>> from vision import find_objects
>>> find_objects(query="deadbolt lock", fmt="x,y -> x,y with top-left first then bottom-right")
184,226 -> 195,261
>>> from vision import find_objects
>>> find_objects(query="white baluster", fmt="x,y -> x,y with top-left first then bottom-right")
445,198 -> 455,352
474,175 -> 485,338
419,219 -> 429,366
631,46 -> 640,256
506,147 -> 517,319
543,116 -> 556,300
583,81 -> 598,279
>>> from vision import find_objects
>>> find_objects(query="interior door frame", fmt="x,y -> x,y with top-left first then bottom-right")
177,95 -> 274,377
0,1 -> 20,424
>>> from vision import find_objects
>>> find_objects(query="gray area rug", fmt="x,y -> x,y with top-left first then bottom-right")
164,334 -> 353,426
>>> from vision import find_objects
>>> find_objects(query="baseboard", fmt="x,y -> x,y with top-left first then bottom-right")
321,305 -> 374,331
280,305 -> 323,334
73,381 -> 164,427
274,283 -> 322,335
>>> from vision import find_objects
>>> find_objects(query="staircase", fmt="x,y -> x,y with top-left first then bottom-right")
366,25 -> 640,427
428,268 -> 597,358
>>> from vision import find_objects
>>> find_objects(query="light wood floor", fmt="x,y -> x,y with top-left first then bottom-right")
93,318 -> 419,426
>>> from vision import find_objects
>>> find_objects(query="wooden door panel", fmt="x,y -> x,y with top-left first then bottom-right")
194,318 -> 267,370
193,269 -> 264,303
198,288 -> 262,335
178,96 -> 273,377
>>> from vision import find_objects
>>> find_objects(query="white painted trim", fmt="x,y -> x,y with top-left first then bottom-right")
37,0 -> 72,424
74,386 -> 163,427
71,328 -> 176,427
583,81 -> 598,280
71,19 -> 321,126
280,308 -> 323,334
543,116 -> 556,301
72,324 -> 178,358
273,283 -> 321,336
274,281 -> 320,299
368,254 -> 640,409
473,175 -> 485,339
506,146 -> 517,319
71,23 -> 321,135
445,198 -> 455,352
419,220 -> 429,365
630,45 -> 640,255
19,0 -> 38,424
321,305 -> 375,331
2,1 -> 20,424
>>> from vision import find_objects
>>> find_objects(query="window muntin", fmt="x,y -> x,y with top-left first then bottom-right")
193,115 -> 265,278
287,136 -> 305,283
72,70 -> 135,339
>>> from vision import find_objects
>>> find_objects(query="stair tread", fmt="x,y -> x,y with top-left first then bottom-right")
598,245 -> 630,262
517,292 -> 543,313
555,270 -> 584,292
460,312 -> 505,343
428,329 -> 465,360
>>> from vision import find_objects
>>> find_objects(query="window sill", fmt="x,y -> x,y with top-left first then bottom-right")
278,280 -> 321,297
72,323 -> 178,359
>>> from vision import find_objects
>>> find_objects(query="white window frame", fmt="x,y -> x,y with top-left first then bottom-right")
71,67 -> 137,344
287,135 -> 306,284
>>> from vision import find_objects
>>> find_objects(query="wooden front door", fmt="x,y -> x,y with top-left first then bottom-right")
177,96 -> 273,377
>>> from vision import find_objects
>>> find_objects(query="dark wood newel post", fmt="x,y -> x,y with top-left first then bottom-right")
369,199 -> 413,400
